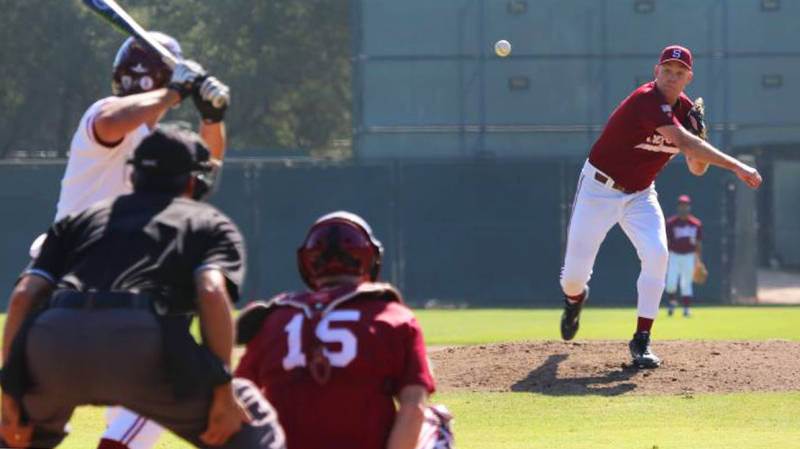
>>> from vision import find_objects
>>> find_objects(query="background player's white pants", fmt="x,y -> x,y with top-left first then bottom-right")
560,161 -> 669,320
104,407 -> 164,449
665,252 -> 696,297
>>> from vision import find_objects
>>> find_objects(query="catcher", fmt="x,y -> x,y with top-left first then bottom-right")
665,194 -> 706,317
235,211 -> 455,449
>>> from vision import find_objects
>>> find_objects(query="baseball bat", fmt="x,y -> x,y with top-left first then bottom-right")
81,0 -> 226,108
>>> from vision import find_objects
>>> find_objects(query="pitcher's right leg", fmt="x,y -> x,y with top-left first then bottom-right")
559,174 -> 620,340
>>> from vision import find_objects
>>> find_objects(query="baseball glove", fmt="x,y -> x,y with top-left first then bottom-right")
693,260 -> 708,285
687,97 -> 708,140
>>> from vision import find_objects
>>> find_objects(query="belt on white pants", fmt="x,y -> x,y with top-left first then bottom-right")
582,160 -> 641,194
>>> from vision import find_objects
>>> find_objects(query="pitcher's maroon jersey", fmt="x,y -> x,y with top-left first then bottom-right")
666,214 -> 703,254
235,282 -> 436,449
589,81 -> 694,191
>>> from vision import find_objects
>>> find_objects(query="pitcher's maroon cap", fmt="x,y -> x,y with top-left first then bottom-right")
659,45 -> 692,70
678,194 -> 691,204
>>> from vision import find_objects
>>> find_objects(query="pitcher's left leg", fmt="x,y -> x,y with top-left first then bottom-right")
620,188 -> 668,368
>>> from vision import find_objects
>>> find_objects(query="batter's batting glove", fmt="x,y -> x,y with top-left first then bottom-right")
193,76 -> 230,123
168,60 -> 206,100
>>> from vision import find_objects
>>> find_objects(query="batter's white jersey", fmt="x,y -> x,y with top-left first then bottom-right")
55,97 -> 150,221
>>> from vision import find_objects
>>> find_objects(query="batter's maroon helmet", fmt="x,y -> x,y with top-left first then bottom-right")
112,32 -> 182,96
297,211 -> 383,290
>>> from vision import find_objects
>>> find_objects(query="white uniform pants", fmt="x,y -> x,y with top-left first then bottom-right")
665,252 -> 696,297
103,407 -> 163,449
560,161 -> 669,320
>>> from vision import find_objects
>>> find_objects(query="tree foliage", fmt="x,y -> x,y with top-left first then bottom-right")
0,0 -> 351,157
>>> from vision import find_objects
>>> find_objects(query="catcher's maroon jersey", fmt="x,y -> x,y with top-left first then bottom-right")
589,81 -> 694,191
236,282 -> 435,449
666,214 -> 703,254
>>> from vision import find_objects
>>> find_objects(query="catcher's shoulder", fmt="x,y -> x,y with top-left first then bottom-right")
356,282 -> 405,304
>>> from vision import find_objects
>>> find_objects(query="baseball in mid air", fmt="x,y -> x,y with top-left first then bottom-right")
494,39 -> 511,57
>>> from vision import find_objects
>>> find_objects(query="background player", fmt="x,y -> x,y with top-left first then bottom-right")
559,44 -> 762,368
665,194 -> 703,317
235,211 -> 454,449
30,32 -> 231,449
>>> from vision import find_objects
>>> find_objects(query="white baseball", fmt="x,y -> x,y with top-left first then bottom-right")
494,40 -> 511,57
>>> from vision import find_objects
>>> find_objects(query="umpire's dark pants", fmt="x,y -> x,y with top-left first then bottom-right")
19,307 -> 285,449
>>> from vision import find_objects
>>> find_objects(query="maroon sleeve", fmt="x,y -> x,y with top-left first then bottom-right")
636,91 -> 682,131
398,315 -> 436,394
696,222 -> 703,241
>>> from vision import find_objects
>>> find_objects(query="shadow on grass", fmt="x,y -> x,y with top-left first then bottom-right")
510,353 -> 638,396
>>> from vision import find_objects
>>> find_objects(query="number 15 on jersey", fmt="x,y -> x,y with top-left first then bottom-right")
282,310 -> 361,370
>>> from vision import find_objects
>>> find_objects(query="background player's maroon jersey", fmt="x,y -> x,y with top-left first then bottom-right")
666,214 -> 703,254
236,283 -> 436,449
589,81 -> 694,191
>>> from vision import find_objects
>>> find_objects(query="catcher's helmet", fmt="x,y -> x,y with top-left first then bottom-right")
297,211 -> 383,290
112,32 -> 182,96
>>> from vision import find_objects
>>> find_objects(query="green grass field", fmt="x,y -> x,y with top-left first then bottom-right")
415,306 -> 800,345
3,306 -> 799,449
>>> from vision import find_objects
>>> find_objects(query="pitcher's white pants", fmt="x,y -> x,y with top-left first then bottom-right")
665,252 -> 696,297
560,161 -> 669,320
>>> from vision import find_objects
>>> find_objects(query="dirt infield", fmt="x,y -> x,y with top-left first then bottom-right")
429,340 -> 800,396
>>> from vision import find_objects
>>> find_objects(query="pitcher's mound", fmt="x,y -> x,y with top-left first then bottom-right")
430,340 -> 800,396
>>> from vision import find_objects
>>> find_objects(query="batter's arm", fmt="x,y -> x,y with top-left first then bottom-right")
657,125 -> 762,189
200,121 -> 226,164
387,385 -> 428,449
94,89 -> 182,145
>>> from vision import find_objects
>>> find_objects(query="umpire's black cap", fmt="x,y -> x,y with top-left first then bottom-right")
130,123 -> 211,176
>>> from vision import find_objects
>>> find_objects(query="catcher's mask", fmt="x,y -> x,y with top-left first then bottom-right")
297,211 -> 383,290
112,32 -> 182,97
130,123 -> 214,200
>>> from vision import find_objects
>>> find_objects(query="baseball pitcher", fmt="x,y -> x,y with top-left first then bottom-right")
559,45 -> 762,368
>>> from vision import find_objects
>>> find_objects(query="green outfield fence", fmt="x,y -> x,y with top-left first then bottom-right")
0,157 -> 754,308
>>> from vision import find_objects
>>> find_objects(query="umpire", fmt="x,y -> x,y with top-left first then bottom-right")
0,124 -> 285,449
